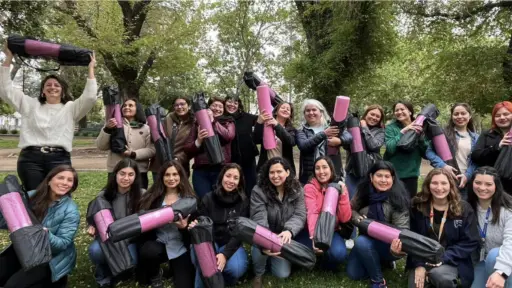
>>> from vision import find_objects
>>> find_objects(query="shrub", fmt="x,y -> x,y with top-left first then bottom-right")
10,130 -> 18,134
0,128 -> 8,134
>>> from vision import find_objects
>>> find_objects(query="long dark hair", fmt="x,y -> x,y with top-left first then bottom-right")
311,156 -> 336,184
413,168 -> 463,218
38,75 -> 73,104
225,95 -> 245,113
103,158 -> 142,214
362,104 -> 385,128
257,157 -> 301,202
122,98 -> 147,124
351,161 -> 409,212
215,163 -> 246,201
392,101 -> 415,123
30,165 -> 79,221
445,103 -> 475,154
139,160 -> 196,210
468,166 -> 512,225
272,102 -> 294,128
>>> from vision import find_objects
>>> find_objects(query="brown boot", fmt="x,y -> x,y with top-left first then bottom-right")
252,276 -> 263,288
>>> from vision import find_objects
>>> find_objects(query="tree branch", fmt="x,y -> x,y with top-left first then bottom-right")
117,0 -> 151,44
404,1 -> 512,21
58,1 -> 98,39
135,50 -> 156,89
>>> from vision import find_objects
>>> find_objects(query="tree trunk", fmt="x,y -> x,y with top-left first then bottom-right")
504,32 -> 512,101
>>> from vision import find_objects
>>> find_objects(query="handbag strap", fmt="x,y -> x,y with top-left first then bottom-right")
16,55 -> 60,72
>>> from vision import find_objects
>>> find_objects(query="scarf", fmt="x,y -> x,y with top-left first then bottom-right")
367,186 -> 389,222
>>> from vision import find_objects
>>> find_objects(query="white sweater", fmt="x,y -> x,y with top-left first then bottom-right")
0,66 -> 97,152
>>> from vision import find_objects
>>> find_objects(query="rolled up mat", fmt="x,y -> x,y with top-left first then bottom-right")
243,71 -> 284,106
94,210 -> 114,242
313,183 -> 341,251
190,216 -> 225,288
327,96 -> 350,155
257,85 -> 277,150
192,93 -> 224,165
495,131 -> 512,179
146,104 -> 173,164
228,217 -> 316,270
102,86 -> 126,154
425,118 -> 460,173
398,104 -> 439,152
356,219 -> 444,264
8,34 -> 91,67
347,115 -> 369,177
0,191 -> 32,232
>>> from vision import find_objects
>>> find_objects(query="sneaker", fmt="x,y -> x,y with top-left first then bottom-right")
345,239 -> 354,249
252,276 -> 263,288
370,279 -> 387,288
150,268 -> 164,288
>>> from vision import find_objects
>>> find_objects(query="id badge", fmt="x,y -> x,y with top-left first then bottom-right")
480,239 -> 486,261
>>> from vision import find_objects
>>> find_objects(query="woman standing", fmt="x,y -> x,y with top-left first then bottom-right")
384,101 -> 428,198
0,46 -> 97,191
96,98 -> 155,189
472,101 -> 512,194
425,103 -> 479,199
254,102 -> 297,174
250,157 -> 306,287
0,165 -> 81,288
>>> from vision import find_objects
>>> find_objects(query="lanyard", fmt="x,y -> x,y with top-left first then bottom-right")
478,207 -> 491,239
430,203 -> 449,241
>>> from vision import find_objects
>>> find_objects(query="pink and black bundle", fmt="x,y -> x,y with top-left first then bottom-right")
243,71 -> 284,106
192,93 -> 224,165
190,216 -> 225,288
7,34 -> 91,70
495,131 -> 512,180
145,104 -> 173,164
356,219 -> 444,264
425,118 -> 460,173
86,197 -> 134,276
228,217 -> 316,270
347,115 -> 369,177
313,183 -> 342,251
398,104 -> 439,152
108,197 -> 197,243
257,85 -> 277,150
328,96 -> 350,155
0,175 -> 51,271
102,86 -> 127,154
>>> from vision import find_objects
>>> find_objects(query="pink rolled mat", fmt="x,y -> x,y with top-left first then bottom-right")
24,39 -> 60,58
139,206 -> 175,232
146,115 -> 162,142
257,85 -> 277,150
433,135 -> 453,161
321,186 -> 339,216
413,115 -> 426,126
94,209 -> 115,242
0,192 -> 32,233
195,110 -> 215,137
105,104 -> 123,128
333,96 -> 350,122
253,225 -> 283,253
349,127 -> 364,153
194,243 -> 219,277
367,221 -> 401,244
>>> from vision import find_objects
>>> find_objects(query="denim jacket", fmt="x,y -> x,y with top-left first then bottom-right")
425,130 -> 479,179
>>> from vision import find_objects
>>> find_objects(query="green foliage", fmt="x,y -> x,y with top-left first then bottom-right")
9,129 -> 18,134
0,128 -> 7,134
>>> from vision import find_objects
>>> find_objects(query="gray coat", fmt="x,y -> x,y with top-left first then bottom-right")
250,185 -> 306,237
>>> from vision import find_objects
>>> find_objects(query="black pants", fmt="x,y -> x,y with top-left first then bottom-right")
0,246 -> 67,288
401,177 -> 419,199
17,148 -> 71,191
137,240 -> 194,288
108,172 -> 149,190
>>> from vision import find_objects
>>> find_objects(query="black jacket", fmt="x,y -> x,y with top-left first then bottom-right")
199,189 -> 249,259
471,129 -> 503,167
253,122 -> 296,174
230,112 -> 259,166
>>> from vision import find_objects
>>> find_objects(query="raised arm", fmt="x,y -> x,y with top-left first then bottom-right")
72,52 -> 98,121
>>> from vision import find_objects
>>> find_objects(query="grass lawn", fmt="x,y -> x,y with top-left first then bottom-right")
0,172 -> 411,288
0,137 -> 96,149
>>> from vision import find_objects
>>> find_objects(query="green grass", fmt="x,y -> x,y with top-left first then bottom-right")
0,138 -> 96,149
0,172 -> 411,287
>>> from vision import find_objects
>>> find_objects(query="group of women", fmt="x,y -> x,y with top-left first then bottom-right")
1,42 -> 512,288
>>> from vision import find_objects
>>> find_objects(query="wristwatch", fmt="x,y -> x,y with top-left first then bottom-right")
496,270 -> 509,280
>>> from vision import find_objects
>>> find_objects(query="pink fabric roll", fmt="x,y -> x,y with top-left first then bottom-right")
333,96 -> 350,122
0,192 -> 32,233
322,186 -> 339,216
253,225 -> 283,253
257,85 -> 277,150
195,110 -> 215,137
349,127 -> 364,153
147,115 -> 162,142
139,206 -> 175,232
433,135 -> 453,161
24,39 -> 60,58
104,104 -> 122,128
367,221 -> 401,244
413,115 -> 426,126
193,243 -> 219,277
94,209 -> 115,242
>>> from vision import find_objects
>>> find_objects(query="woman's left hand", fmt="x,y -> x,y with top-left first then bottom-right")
278,231 -> 292,244
456,174 -> 467,188
123,145 -> 134,157
174,214 -> 190,229
486,272 -> 506,288
327,137 -> 342,147
88,51 -> 96,79
265,118 -> 278,127
216,253 -> 227,272
390,239 -> 406,256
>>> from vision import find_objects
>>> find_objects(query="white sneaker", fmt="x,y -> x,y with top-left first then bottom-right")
346,239 -> 354,249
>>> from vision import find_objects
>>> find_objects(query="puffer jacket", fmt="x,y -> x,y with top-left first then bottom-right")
250,184 -> 306,237
0,191 -> 80,282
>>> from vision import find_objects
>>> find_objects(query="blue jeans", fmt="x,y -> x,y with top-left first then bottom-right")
345,173 -> 363,239
88,239 -> 138,285
192,168 -> 221,199
472,248 -> 512,288
251,245 -> 292,278
346,235 -> 397,283
295,229 -> 347,271
190,243 -> 248,288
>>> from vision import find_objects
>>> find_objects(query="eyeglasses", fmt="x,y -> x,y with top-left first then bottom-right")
174,102 -> 187,108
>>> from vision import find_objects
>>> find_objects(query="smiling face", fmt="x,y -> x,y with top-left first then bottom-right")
49,171 -> 75,198
116,167 -> 136,191
43,78 -> 63,104
277,103 -> 292,120
472,174 -> 496,202
174,98 -> 190,117
394,103 -> 412,123
494,107 -> 512,130
452,105 -> 471,129
222,168 -> 240,193
364,108 -> 382,127
371,169 -> 393,192
163,166 -> 181,189
304,104 -> 322,126
210,101 -> 224,117
314,159 -> 332,185
122,100 -> 137,120
225,99 -> 239,114
269,163 -> 290,188
429,174 -> 451,201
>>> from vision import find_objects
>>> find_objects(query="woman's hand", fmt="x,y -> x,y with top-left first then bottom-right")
442,165 -> 458,179
486,271 -> 506,288
187,220 -> 198,230
197,126 -> 209,145
257,110 -> 272,124
327,137 -> 342,147
265,118 -> 278,127
262,249 -> 281,257
207,109 -> 214,122
390,239 -> 406,256
324,126 -> 339,138
401,123 -> 423,134
278,231 -> 292,244
499,134 -> 512,148
216,253 -> 227,272
456,174 -> 468,188
356,214 -> 367,223
87,226 -> 96,237
414,266 -> 427,288
88,51 -> 96,79
174,214 -> 190,229
123,145 -> 134,158
310,237 -> 323,254
106,118 -> 117,129
360,120 -> 367,127
2,43 -> 13,67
